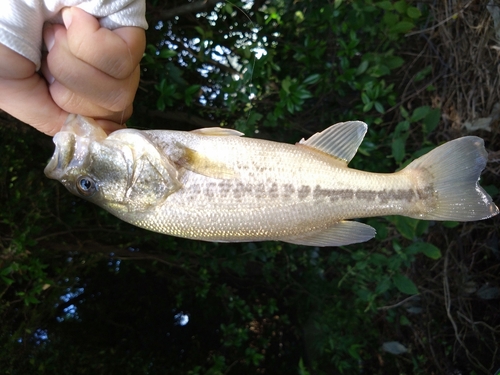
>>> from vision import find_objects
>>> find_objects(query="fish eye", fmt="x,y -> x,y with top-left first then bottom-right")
76,176 -> 97,196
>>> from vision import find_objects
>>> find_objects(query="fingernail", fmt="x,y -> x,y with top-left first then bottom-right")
44,26 -> 55,51
62,8 -> 72,29
45,71 -> 55,85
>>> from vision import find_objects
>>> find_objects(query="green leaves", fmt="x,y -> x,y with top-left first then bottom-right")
406,242 -> 442,259
391,120 -> 410,163
392,137 -> 406,164
303,73 -> 321,85
422,108 -> 441,134
378,0 -> 421,40
389,21 -> 415,34
158,48 -> 177,59
184,84 -> 201,106
155,80 -> 202,110
278,76 -> 313,115
409,106 -> 441,134
407,6 -> 422,19
376,1 -> 394,10
155,79 -> 181,110
235,111 -> 263,133
391,105 -> 442,163
392,274 -> 419,295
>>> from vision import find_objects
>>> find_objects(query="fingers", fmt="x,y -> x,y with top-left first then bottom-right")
0,45 -> 128,136
43,24 -> 142,113
43,42 -> 140,115
41,6 -> 145,124
0,73 -> 68,136
0,6 -> 144,137
46,72 -> 136,121
0,44 -> 67,136
62,7 -> 145,79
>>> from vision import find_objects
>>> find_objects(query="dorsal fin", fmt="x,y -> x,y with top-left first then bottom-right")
191,127 -> 244,137
298,121 -> 367,164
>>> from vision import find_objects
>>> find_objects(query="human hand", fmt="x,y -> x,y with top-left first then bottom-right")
0,7 -> 145,136
42,7 -> 146,134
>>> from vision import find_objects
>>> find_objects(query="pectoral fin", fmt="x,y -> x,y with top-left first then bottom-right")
191,127 -> 244,137
298,121 -> 367,164
282,220 -> 376,247
178,146 -> 237,179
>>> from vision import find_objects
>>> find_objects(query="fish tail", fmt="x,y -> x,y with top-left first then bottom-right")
402,136 -> 498,221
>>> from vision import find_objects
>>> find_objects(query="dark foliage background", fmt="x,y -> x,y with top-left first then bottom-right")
1,1 -> 499,374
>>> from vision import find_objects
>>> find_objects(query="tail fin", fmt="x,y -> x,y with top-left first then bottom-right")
403,136 -> 498,221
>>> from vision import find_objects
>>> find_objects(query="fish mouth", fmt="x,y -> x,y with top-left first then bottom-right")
44,132 -> 77,181
44,115 -> 109,181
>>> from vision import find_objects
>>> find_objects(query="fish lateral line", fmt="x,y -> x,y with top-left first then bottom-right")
179,180 -> 435,205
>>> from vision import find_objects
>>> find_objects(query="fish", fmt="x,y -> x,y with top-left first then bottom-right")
44,114 -> 499,247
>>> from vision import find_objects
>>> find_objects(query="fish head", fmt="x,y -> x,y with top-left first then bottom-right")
45,115 -> 181,217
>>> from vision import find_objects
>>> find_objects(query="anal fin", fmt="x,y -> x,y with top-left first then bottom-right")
281,220 -> 376,247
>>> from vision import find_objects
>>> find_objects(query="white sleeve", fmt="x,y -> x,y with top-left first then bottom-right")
0,0 -> 147,70
0,1 -> 46,69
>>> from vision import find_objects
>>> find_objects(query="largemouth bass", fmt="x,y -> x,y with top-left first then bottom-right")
45,115 -> 499,247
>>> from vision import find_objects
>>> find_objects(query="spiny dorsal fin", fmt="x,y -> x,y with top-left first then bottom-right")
191,127 -> 244,137
298,121 -> 367,164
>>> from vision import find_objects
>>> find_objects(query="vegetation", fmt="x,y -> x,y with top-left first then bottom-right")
1,0 -> 499,373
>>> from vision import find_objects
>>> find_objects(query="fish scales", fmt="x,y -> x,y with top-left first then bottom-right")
44,115 -> 499,247
135,130 -> 431,241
